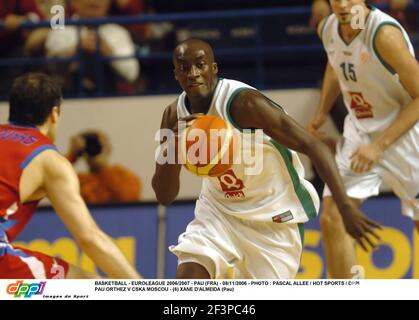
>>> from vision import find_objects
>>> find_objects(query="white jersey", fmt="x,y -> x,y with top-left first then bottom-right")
176,78 -> 320,223
321,7 -> 415,134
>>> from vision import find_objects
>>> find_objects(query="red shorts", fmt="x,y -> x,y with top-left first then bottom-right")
0,242 -> 69,279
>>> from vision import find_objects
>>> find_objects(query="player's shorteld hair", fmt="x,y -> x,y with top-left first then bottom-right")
8,73 -> 62,126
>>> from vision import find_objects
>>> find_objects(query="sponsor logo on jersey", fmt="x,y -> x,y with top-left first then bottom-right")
272,210 -> 294,223
217,170 -> 245,199
360,51 -> 369,63
348,91 -> 374,119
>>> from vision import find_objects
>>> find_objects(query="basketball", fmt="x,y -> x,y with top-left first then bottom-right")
180,115 -> 237,177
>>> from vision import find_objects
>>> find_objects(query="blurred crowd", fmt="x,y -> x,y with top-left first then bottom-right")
0,0 -> 151,96
0,0 -> 418,98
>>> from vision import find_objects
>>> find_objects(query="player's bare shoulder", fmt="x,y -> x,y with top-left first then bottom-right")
374,24 -> 406,50
37,149 -> 75,180
19,148 -> 67,202
43,150 -> 75,175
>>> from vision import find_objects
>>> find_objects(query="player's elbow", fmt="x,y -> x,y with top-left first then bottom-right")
154,188 -> 177,206
156,195 -> 176,207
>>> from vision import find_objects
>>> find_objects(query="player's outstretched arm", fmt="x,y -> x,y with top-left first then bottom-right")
230,90 -> 381,250
307,17 -> 341,135
42,150 -> 141,278
372,25 -> 419,151
308,62 -> 341,136
152,103 -> 182,206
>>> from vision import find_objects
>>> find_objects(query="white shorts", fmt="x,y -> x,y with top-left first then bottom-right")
324,116 -> 419,220
169,197 -> 303,279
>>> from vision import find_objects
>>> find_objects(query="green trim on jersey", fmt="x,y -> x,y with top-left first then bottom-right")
372,22 -> 405,75
337,12 -> 372,47
298,223 -> 305,245
265,96 -> 285,112
270,139 -> 317,220
319,14 -> 330,41
226,87 -> 256,132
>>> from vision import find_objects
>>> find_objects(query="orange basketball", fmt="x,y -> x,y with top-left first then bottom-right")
180,115 -> 237,177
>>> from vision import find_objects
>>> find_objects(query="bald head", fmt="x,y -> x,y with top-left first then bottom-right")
172,39 -> 219,101
173,39 -> 215,65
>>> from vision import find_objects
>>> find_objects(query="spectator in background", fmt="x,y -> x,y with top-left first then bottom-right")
111,0 -> 142,14
24,1 -> 71,58
0,0 -> 44,50
0,0 -> 45,95
311,0 -> 332,27
44,0 -> 139,95
66,130 -> 142,204
370,1 -> 412,33
35,0 -> 68,18
151,0 -> 314,12
109,0 -> 148,43
310,0 -> 412,31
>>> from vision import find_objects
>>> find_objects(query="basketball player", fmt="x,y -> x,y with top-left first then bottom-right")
0,73 -> 141,279
308,0 -> 419,278
152,39 -> 381,279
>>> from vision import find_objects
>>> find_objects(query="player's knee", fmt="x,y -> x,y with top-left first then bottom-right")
320,212 -> 338,233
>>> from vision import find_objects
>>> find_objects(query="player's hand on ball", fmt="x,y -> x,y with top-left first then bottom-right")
164,114 -> 204,164
340,203 -> 382,251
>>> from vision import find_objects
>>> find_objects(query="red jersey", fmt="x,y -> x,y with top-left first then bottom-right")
0,123 -> 57,243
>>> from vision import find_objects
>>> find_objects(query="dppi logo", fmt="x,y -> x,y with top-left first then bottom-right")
6,280 -> 46,298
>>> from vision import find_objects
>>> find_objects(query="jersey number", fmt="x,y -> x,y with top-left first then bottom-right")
340,62 -> 357,82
